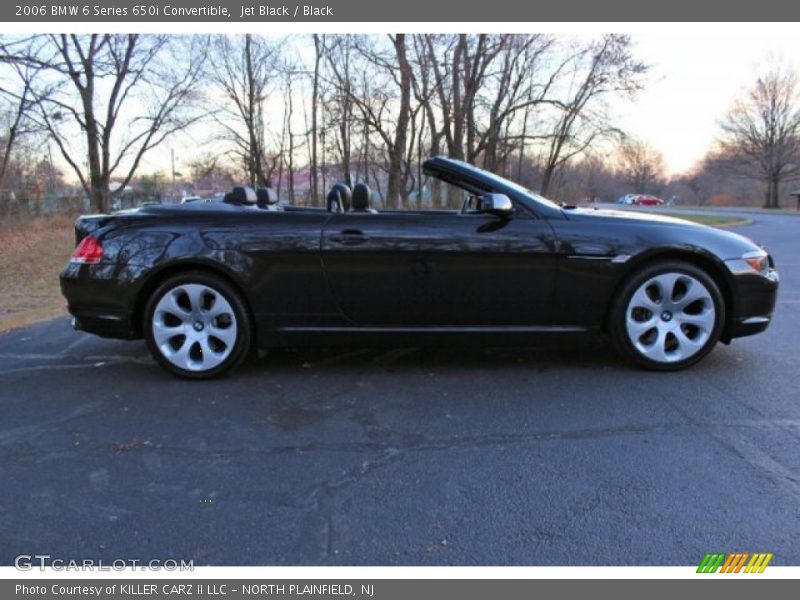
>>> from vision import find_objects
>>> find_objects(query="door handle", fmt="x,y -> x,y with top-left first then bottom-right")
329,230 -> 370,245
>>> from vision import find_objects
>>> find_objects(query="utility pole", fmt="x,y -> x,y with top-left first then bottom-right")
170,149 -> 183,203
171,148 -> 176,202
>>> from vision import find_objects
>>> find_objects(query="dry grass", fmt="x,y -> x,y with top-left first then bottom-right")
0,214 -> 76,325
684,215 -> 751,228
649,212 -> 751,228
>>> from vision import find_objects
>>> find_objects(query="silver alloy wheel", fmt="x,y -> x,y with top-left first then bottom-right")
151,283 -> 238,372
625,272 -> 716,364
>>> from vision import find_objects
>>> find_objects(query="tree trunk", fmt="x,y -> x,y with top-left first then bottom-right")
765,175 -> 780,209
340,114 -> 352,188
540,169 -> 554,198
387,34 -> 411,209
286,78 -> 295,203
516,107 -> 530,183
310,34 -> 321,202
449,35 -> 467,161
86,119 -> 108,212
0,79 -> 31,188
245,35 -> 269,188
78,43 -> 108,213
90,176 -> 110,213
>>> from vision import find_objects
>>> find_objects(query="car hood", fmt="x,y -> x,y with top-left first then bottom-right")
561,207 -> 764,258
563,207 -> 703,227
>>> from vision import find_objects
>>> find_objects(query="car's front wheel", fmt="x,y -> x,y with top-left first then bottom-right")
144,272 -> 252,379
609,261 -> 725,370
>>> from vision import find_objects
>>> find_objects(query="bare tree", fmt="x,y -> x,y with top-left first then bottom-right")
1,34 -> 208,212
420,34 -> 507,163
281,62 -> 298,202
410,34 -> 643,199
309,34 -> 323,201
409,34 -> 507,205
187,152 -> 237,193
386,34 -> 413,206
538,34 -> 646,196
471,34 -> 557,172
676,149 -> 763,206
0,34 -> 655,209
208,34 -> 280,189
718,64 -> 800,208
322,36 -> 356,187
331,34 -> 416,207
617,139 -> 666,194
0,45 -> 41,187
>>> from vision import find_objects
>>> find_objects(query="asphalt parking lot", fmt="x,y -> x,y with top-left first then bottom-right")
1,208 -> 799,566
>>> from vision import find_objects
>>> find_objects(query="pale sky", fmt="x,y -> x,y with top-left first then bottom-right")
624,30 -> 800,175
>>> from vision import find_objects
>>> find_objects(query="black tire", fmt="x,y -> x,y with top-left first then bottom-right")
144,271 -> 253,379
609,260 -> 725,371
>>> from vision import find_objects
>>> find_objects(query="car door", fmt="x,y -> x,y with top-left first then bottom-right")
320,208 -> 558,327
212,208 -> 337,336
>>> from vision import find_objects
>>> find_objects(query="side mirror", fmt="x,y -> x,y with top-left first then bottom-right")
481,193 -> 514,218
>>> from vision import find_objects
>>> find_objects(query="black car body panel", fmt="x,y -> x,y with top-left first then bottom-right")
549,208 -> 779,336
60,157 -> 779,352
320,209 -> 558,327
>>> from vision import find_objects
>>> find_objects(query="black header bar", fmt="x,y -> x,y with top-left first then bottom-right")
3,0 -> 800,22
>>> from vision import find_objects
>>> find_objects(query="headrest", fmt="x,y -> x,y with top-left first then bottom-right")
256,187 -> 279,208
333,183 -> 352,210
326,189 -> 342,212
326,183 -> 352,212
352,183 -> 371,211
228,186 -> 257,205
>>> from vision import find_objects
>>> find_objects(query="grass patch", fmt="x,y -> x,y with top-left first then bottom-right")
650,212 -> 750,228
0,214 -> 76,327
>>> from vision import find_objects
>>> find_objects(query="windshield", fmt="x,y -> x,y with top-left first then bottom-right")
441,158 -> 562,211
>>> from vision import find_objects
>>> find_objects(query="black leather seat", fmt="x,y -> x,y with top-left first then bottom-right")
326,183 -> 352,213
351,183 -> 376,213
256,187 -> 280,210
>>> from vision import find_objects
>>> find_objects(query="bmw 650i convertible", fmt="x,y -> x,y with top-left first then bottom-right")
60,157 -> 779,379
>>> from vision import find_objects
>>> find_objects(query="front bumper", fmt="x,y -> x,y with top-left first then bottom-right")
724,258 -> 779,340
729,315 -> 773,339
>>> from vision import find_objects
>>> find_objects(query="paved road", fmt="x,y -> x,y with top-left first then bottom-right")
1,209 -> 798,566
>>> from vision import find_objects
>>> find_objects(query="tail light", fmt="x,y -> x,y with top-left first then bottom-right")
70,235 -> 104,264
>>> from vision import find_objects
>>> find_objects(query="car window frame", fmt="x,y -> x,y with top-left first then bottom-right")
421,157 -> 565,220
386,172 -> 536,220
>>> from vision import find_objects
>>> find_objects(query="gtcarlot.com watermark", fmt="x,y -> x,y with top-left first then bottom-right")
15,554 -> 194,571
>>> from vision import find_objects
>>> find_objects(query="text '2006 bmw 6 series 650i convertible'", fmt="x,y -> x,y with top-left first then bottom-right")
60,157 -> 779,379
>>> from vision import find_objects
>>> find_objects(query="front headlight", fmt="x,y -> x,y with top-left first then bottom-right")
742,249 -> 769,274
724,248 -> 777,281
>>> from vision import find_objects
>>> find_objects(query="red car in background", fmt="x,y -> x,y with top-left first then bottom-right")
631,194 -> 665,206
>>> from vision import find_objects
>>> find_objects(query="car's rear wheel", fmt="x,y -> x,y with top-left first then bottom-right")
609,261 -> 724,370
144,272 -> 252,379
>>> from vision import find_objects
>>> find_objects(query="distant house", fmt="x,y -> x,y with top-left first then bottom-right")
791,189 -> 800,210
109,181 -> 137,196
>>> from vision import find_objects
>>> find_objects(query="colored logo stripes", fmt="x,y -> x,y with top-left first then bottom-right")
697,552 -> 773,573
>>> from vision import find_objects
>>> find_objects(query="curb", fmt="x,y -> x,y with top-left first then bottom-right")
713,218 -> 752,229
0,307 -> 66,334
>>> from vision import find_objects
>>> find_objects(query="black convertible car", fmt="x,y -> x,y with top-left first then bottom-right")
60,157 -> 779,378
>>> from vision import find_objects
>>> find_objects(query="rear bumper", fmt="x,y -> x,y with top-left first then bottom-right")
70,311 -> 137,339
60,262 -> 148,340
